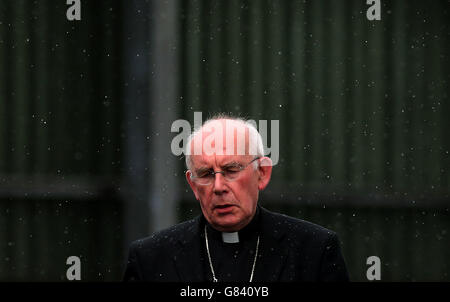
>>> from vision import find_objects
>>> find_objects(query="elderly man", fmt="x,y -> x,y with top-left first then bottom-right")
123,115 -> 349,282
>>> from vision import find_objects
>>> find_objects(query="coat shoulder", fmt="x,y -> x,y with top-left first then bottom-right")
129,216 -> 200,252
260,207 -> 349,281
261,207 -> 337,242
123,216 -> 202,281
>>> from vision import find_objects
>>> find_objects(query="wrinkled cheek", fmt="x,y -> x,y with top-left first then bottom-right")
197,190 -> 212,208
198,200 -> 211,219
200,201 -> 212,214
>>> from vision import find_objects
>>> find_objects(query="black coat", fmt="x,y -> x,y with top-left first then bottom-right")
123,206 -> 349,282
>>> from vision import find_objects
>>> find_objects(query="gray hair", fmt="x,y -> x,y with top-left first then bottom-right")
185,114 -> 264,170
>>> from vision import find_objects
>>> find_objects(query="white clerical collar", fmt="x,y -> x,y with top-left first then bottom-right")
222,231 -> 239,243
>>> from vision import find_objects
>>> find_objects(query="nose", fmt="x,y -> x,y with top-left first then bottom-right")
212,172 -> 228,194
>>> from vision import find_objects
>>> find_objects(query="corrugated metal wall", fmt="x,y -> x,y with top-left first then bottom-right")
0,0 -> 449,281
178,0 -> 450,281
180,0 -> 449,193
0,0 -> 123,281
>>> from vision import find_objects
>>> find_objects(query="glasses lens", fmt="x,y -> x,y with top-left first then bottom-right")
195,176 -> 212,185
192,161 -> 254,185
223,170 -> 240,181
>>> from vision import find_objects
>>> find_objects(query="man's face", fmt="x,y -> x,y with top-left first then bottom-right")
186,120 -> 272,232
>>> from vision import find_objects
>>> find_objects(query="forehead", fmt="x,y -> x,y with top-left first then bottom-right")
189,119 -> 251,156
190,154 -> 251,169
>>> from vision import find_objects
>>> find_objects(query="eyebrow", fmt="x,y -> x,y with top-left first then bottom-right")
222,161 -> 242,168
195,167 -> 212,174
194,161 -> 243,172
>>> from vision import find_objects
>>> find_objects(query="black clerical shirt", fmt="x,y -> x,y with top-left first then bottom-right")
202,207 -> 261,282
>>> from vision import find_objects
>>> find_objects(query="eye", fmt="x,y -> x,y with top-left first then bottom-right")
197,170 -> 213,178
225,166 -> 241,173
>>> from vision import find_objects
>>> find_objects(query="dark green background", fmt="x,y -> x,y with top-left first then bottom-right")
0,0 -> 449,281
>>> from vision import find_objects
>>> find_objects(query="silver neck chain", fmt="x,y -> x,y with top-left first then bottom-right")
204,224 -> 260,282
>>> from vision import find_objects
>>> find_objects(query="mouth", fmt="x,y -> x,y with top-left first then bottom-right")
214,204 -> 236,214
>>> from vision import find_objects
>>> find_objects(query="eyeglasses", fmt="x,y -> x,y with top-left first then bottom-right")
190,157 -> 261,186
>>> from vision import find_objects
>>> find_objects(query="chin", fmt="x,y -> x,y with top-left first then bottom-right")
214,225 -> 240,232
212,217 -> 242,232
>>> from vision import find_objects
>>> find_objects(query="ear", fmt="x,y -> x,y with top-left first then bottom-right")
186,170 -> 200,201
257,157 -> 272,190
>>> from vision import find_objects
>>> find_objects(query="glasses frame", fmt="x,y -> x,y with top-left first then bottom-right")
190,157 -> 261,186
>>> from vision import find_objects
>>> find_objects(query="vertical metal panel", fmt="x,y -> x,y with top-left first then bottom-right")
182,0 -> 203,117
287,0 -> 307,183
178,0 -> 450,281
366,2 -> 385,189
148,0 -> 180,232
203,0 -> 224,112
0,0 -> 123,177
0,197 -> 123,281
248,0 -> 264,117
121,0 -> 151,254
265,0 -> 288,178
0,0 -> 124,281
180,0 -> 449,195
0,0 -> 7,172
11,0 -> 29,174
308,0 -> 325,185
224,0 -> 244,113
391,0 -> 408,191
0,202 -> 8,277
348,0 -> 367,191
328,0 -> 347,185
33,1 -> 50,174
427,1 -> 444,190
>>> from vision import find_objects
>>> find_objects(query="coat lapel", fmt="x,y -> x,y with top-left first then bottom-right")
254,207 -> 289,282
172,215 -> 206,282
